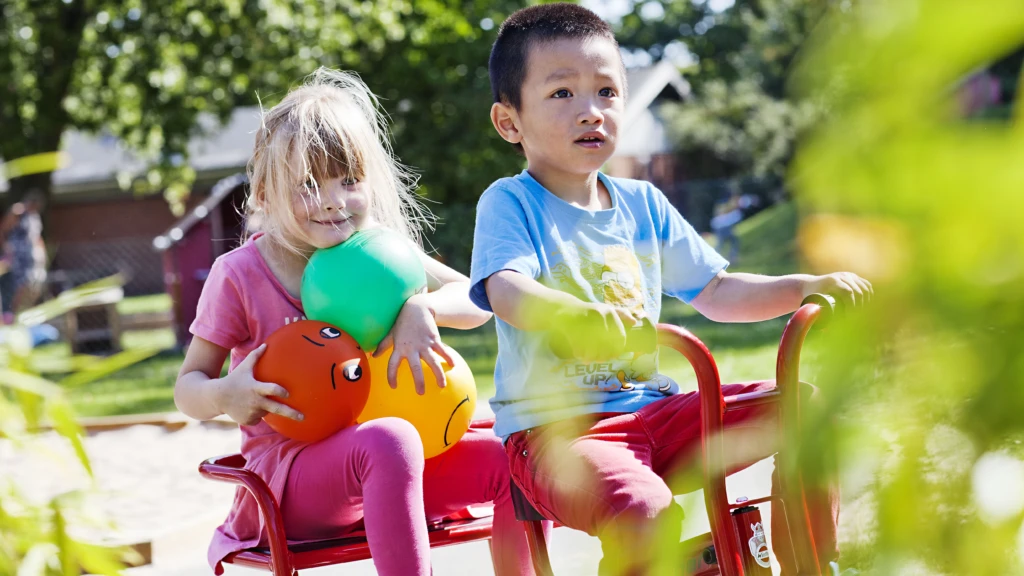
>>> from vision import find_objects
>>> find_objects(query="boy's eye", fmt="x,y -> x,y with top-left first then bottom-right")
599,88 -> 616,98
552,89 -> 571,99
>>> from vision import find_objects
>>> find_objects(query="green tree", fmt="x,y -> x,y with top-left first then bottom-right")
614,0 -> 836,180
1,0 -> 526,213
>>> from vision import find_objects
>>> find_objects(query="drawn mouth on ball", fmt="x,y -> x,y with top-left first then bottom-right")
443,395 -> 472,447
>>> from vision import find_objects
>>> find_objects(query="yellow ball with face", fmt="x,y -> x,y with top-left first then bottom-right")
358,346 -> 477,459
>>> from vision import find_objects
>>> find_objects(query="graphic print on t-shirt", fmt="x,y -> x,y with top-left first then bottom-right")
547,242 -> 673,395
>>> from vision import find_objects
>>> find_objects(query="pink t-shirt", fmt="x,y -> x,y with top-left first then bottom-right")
189,234 -> 311,570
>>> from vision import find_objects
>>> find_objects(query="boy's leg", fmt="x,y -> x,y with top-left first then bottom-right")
281,418 -> 431,576
505,413 -> 680,575
643,381 -> 839,575
422,426 -> 546,576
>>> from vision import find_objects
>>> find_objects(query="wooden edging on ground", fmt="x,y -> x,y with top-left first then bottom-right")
39,411 -> 238,433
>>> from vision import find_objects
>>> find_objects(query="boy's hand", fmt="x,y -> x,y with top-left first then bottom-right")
374,293 -> 454,395
803,272 -> 873,307
214,344 -> 305,426
550,303 -> 642,362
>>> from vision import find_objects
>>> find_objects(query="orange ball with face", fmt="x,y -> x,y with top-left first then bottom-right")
255,320 -> 371,442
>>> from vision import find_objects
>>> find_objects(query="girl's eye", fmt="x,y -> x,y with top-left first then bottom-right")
599,88 -> 616,98
340,178 -> 359,186
342,363 -> 363,382
552,89 -> 571,99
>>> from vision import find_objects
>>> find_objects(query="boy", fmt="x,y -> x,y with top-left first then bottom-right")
469,4 -> 870,574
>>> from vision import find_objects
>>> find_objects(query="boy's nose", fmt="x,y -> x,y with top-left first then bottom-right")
577,102 -> 604,125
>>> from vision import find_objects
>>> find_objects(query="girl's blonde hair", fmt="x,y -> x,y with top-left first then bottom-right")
246,68 -> 431,254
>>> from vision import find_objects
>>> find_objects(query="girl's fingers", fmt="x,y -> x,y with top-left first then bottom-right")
257,382 -> 289,399
432,342 -> 455,368
261,399 -> 303,422
423,351 -> 447,390
387,351 -> 402,389
373,335 -> 393,358
407,352 -> 427,395
241,343 -> 267,368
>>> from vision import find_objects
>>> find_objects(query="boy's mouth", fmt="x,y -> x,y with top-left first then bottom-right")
574,132 -> 606,149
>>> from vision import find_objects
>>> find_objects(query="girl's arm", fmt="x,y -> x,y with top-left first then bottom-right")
416,251 -> 492,329
175,337 -> 302,425
691,270 -> 872,323
371,250 -> 492,394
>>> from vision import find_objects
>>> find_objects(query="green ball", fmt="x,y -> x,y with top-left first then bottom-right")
301,228 -> 427,350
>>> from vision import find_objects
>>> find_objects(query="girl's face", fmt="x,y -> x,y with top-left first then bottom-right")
290,175 -> 370,249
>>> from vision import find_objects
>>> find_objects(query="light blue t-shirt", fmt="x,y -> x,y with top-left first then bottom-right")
469,170 -> 728,439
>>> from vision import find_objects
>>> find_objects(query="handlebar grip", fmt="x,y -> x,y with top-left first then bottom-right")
800,293 -> 837,325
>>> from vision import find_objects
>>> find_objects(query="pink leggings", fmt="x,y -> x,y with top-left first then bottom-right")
281,417 -> 544,576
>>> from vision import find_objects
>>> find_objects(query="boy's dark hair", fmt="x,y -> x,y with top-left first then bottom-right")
489,3 -> 620,110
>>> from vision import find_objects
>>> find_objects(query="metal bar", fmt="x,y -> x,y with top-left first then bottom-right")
723,389 -> 781,411
657,323 -> 745,576
199,457 -> 295,575
776,303 -> 824,575
728,495 -> 779,509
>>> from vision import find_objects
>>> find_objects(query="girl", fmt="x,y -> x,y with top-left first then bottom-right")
174,68 -> 540,575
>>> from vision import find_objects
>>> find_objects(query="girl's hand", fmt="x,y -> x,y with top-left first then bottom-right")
804,272 -> 873,307
213,344 -> 305,426
373,293 -> 454,395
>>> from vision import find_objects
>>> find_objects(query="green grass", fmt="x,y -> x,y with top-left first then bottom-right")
66,202 -> 803,417
730,201 -> 799,275
117,293 -> 172,315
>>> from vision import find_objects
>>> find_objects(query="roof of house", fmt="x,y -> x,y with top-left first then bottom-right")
616,60 -> 691,159
1,61 -> 688,195
152,172 -> 248,252
0,107 -> 262,197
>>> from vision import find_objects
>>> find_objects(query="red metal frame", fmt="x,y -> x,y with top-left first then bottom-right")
198,420 -> 499,575
656,296 -> 831,576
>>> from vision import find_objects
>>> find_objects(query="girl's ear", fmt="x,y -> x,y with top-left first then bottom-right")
490,102 -> 523,145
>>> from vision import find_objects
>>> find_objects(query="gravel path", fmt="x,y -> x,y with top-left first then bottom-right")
4,412 -> 824,575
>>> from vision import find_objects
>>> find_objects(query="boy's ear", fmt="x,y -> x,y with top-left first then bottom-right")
490,102 -> 523,145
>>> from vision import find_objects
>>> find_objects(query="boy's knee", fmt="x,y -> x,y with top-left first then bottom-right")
609,484 -> 674,524
586,477 -> 674,535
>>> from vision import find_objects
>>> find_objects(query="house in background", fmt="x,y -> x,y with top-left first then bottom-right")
153,172 -> 248,347
606,59 -> 691,201
1,108 -> 263,297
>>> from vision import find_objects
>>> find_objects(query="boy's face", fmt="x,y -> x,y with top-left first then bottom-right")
492,37 -> 625,178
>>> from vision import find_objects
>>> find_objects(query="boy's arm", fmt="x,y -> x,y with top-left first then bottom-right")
691,270 -> 872,323
485,270 -> 639,360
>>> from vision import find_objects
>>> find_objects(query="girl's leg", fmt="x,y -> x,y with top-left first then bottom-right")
281,417 -> 431,576
422,427 -> 545,576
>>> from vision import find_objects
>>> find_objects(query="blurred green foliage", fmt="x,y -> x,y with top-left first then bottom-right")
786,0 -> 1024,573
1,278 -> 159,574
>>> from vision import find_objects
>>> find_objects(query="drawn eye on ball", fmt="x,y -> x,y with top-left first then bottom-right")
320,327 -> 341,339
342,362 -> 363,381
